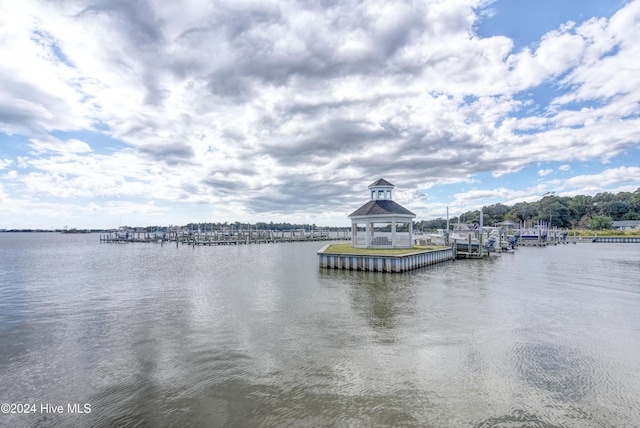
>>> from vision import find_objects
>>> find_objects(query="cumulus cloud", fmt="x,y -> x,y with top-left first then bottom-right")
138,142 -> 195,165
560,166 -> 640,189
0,0 -> 639,228
30,137 -> 93,154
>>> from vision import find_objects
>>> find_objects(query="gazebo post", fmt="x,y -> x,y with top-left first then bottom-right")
365,222 -> 370,248
351,223 -> 356,246
409,221 -> 413,245
391,220 -> 397,247
370,222 -> 376,248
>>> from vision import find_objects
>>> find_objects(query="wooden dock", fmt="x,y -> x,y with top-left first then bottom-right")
451,235 -> 491,259
100,229 -> 350,246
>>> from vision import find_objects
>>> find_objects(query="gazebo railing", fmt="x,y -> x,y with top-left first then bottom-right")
352,234 -> 412,248
394,236 -> 411,247
353,236 -> 367,246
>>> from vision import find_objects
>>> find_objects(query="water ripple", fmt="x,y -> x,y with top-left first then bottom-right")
1,236 -> 640,427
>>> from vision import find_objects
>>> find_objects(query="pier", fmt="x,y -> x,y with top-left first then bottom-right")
100,229 -> 350,245
318,244 -> 454,273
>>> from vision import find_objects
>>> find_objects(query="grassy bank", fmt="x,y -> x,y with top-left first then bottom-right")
568,229 -> 640,237
323,243 -> 448,256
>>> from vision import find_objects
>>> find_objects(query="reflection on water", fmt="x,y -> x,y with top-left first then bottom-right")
337,270 -> 419,337
1,234 -> 640,427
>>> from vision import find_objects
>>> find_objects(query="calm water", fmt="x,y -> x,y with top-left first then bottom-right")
1,233 -> 639,427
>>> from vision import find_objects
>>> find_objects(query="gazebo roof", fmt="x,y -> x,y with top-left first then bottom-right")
349,200 -> 415,217
369,178 -> 394,188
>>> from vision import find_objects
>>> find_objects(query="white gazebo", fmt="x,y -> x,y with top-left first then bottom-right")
349,179 -> 416,249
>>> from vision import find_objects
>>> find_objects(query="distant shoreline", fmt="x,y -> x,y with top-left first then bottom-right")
0,229 -> 105,233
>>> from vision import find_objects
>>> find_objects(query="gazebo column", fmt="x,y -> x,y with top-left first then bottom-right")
365,222 -> 371,248
391,220 -> 397,247
370,221 -> 376,247
409,221 -> 413,246
351,221 -> 356,246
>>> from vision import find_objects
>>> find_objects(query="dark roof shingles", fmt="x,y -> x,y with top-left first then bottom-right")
349,200 -> 415,217
369,178 -> 394,187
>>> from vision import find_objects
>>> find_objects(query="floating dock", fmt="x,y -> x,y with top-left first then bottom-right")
318,245 -> 454,273
592,236 -> 640,243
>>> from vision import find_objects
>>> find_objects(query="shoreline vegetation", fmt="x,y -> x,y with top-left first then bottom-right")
1,229 -> 640,237
569,229 -> 640,237
416,188 -> 640,231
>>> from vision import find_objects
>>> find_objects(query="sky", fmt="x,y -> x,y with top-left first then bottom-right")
1,0 -> 639,229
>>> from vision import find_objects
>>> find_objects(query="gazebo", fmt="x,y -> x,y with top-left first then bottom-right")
349,179 -> 416,249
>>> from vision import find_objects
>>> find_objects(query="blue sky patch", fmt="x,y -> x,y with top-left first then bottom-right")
50,130 -> 132,155
476,0 -> 623,51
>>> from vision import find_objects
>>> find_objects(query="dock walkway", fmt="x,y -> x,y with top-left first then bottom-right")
100,230 -> 350,246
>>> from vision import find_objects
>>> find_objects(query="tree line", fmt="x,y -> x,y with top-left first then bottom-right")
154,221 -> 346,232
416,188 -> 640,231
140,188 -> 639,232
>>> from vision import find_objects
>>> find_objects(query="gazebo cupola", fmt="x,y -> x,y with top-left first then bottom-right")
369,179 -> 394,201
349,179 -> 416,249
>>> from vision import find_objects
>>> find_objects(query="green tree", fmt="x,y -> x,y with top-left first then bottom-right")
482,203 -> 510,225
622,212 -> 640,220
464,210 -> 481,225
568,194 -> 592,219
629,189 -> 640,213
589,215 -> 613,230
532,195 -> 571,227
593,192 -> 615,203
416,218 -> 447,231
595,201 -> 627,220
547,198 -> 572,227
505,202 -> 535,222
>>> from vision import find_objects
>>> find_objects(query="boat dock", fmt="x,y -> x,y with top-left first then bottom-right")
100,229 -> 350,245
